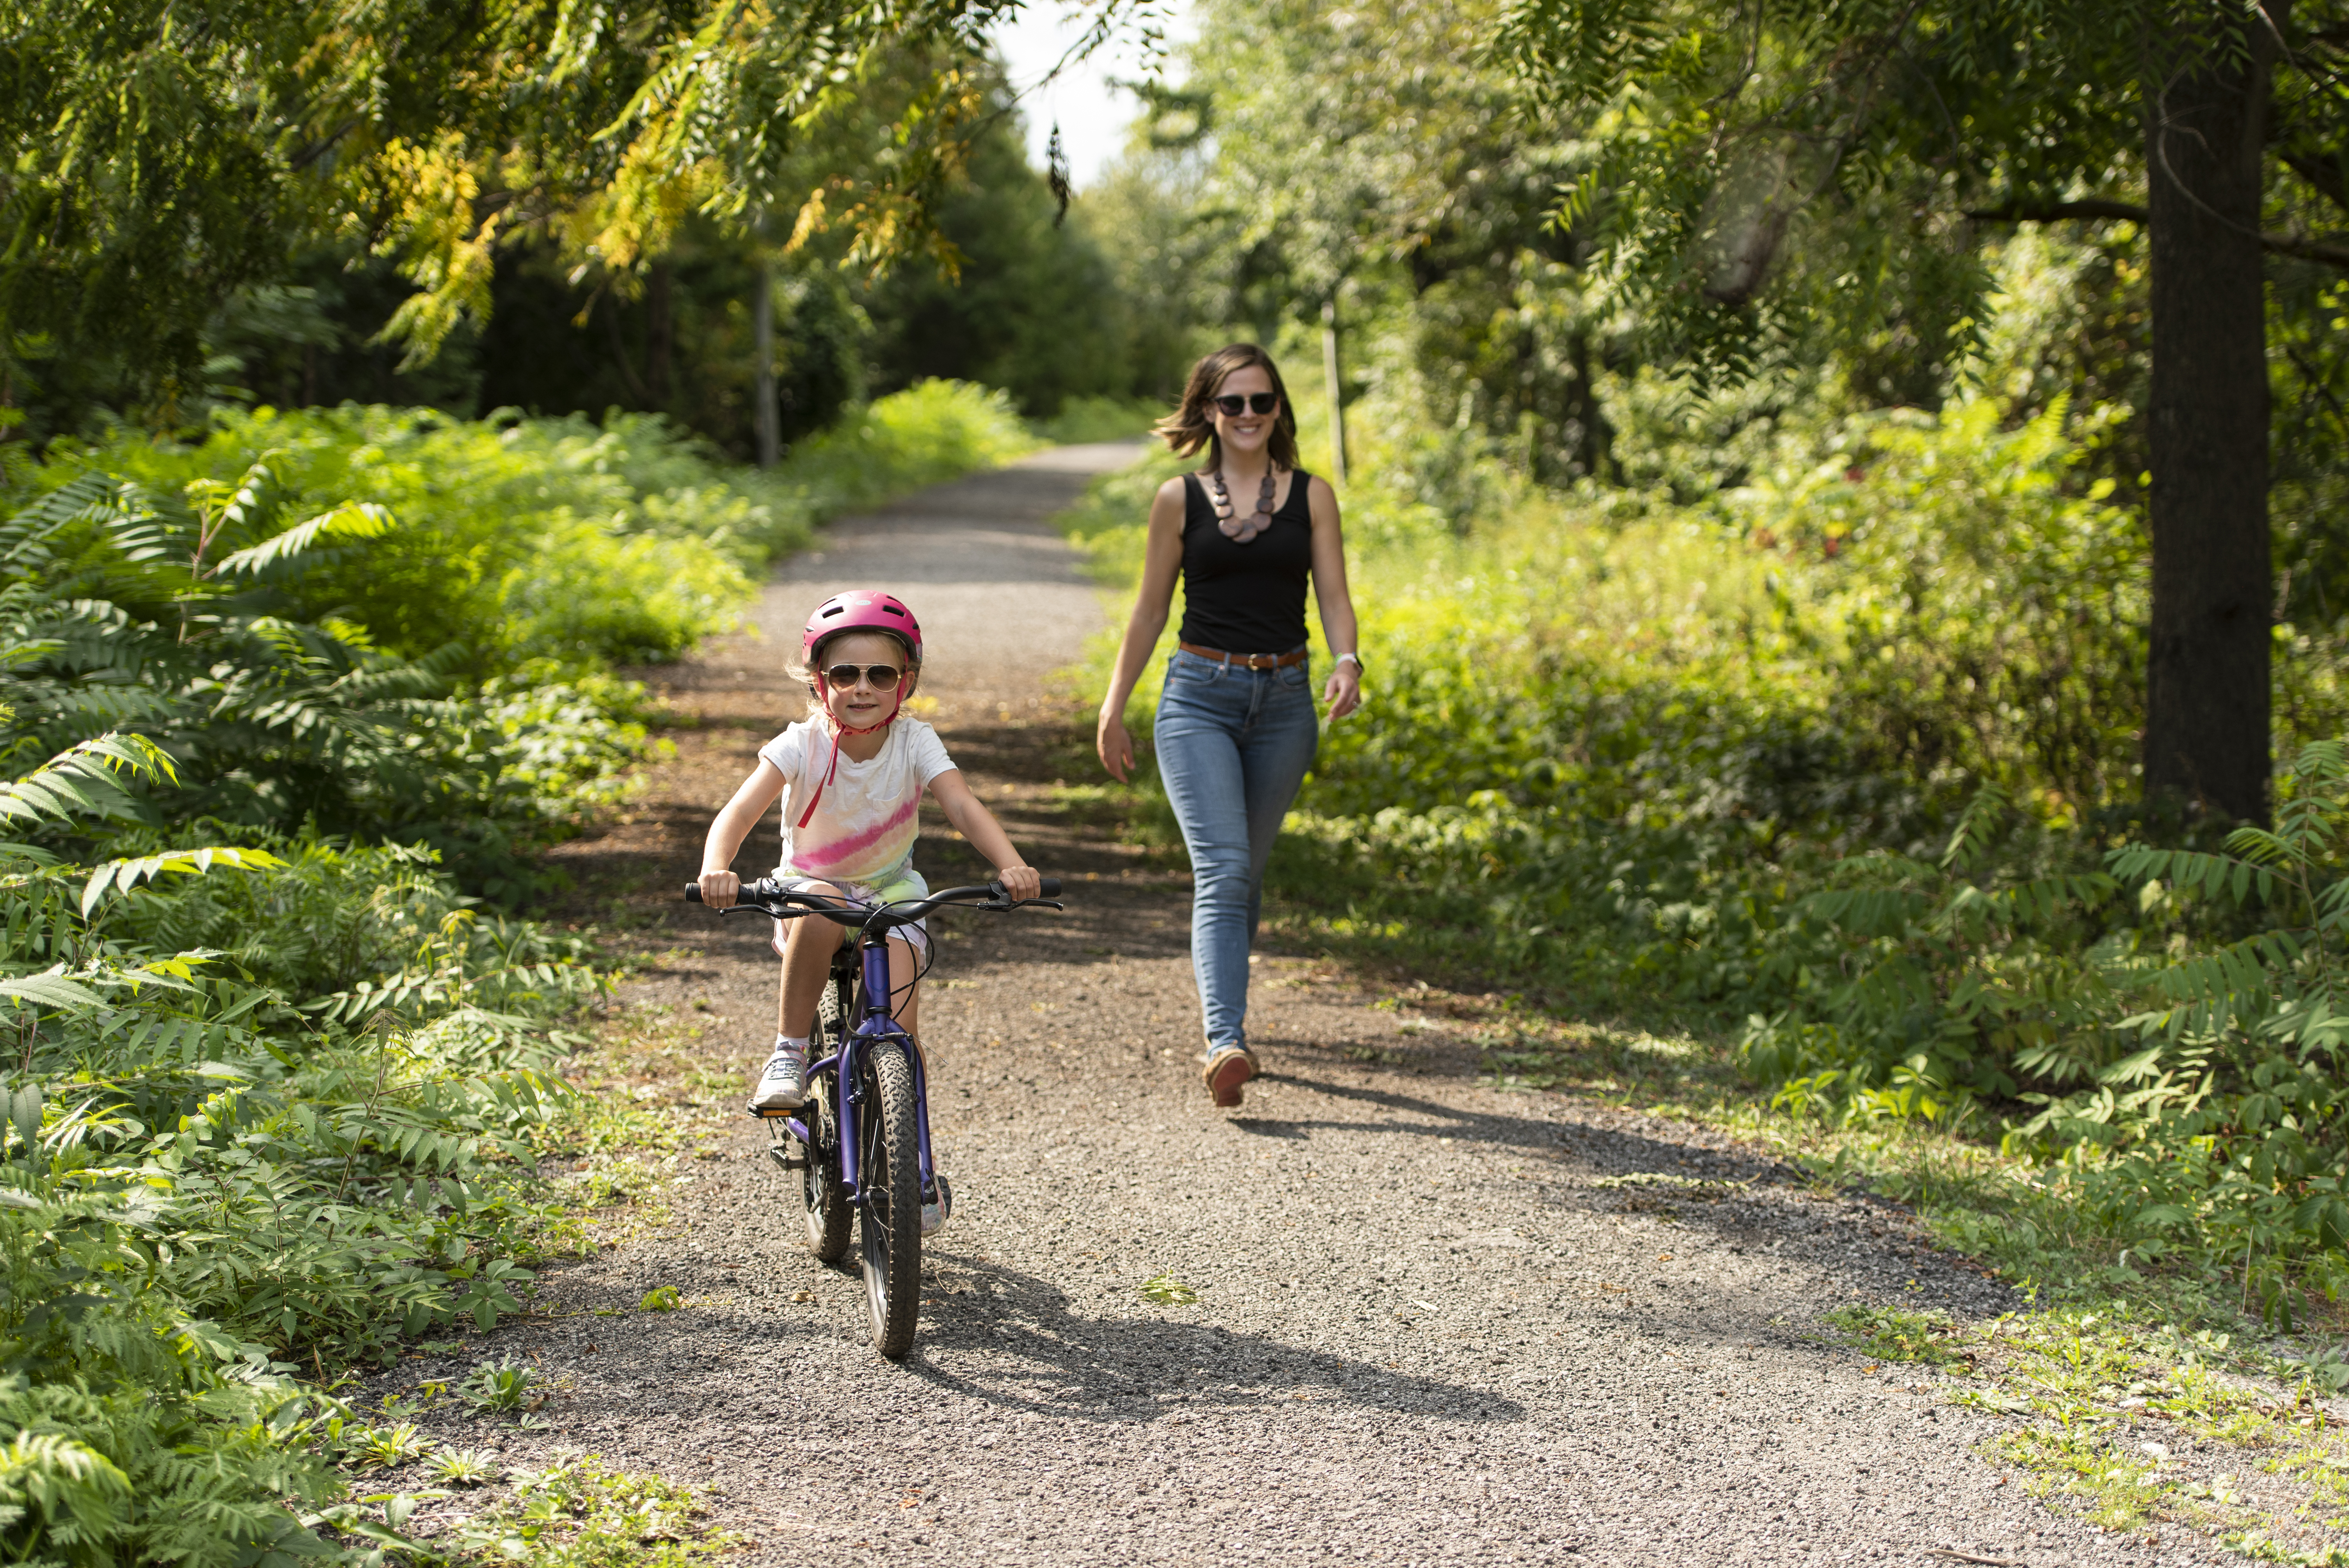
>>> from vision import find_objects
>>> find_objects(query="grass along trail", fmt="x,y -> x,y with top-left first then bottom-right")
362,448 -> 2223,1566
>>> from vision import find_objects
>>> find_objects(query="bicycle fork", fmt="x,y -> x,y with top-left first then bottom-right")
814,934 -> 939,1206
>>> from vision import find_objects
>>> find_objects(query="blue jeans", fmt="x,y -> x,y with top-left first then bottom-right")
1154,649 -> 1320,1055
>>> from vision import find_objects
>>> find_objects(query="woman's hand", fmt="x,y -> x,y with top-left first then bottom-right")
996,864 -> 1043,901
1098,708 -> 1137,782
1322,660 -> 1362,720
697,868 -> 740,909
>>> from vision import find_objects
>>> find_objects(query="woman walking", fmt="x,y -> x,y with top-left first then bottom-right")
1096,343 -> 1364,1107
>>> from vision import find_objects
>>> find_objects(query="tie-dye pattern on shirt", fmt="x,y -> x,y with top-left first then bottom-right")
757,716 -> 957,886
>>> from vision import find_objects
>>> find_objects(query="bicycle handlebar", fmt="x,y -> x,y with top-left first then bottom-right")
683,875 -> 1062,930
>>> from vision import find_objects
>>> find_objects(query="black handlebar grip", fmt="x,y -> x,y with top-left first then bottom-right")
684,882 -> 704,903
1039,877 -> 1061,896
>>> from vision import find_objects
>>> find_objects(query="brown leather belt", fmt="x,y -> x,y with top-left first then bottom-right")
1178,641 -> 1308,670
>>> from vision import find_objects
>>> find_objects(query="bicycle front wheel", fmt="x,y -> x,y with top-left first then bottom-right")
857,1037 -> 922,1358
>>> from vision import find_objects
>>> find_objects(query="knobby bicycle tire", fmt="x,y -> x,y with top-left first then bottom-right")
801,973 -> 854,1260
858,1039 -> 922,1358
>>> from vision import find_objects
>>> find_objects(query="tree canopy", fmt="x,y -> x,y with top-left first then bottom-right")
0,0 -> 1066,427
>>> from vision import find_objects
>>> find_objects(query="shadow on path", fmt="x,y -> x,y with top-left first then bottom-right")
899,1254 -> 1527,1427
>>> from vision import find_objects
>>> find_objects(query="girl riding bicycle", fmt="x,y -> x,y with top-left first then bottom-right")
696,590 -> 1043,1114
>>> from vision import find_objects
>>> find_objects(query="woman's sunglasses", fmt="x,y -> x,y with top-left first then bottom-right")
1210,392 -> 1280,417
823,663 -> 904,690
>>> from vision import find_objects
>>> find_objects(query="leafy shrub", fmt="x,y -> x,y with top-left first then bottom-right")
773,379 -> 1040,517
0,736 -> 598,1560
16,407 -> 756,674
9,380 -> 1036,681
1029,394 -> 1162,445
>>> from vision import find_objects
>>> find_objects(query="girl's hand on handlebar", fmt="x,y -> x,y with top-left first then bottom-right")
1097,709 -> 1136,782
697,869 -> 740,909
996,864 -> 1043,901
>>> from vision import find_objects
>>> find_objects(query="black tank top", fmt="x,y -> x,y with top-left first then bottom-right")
1177,470 -> 1314,654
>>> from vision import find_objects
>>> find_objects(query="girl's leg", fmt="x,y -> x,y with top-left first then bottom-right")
755,881 -> 848,1110
1154,659 -> 1254,1053
884,933 -> 921,1044
775,879 -> 848,1037
1235,668 -> 1322,941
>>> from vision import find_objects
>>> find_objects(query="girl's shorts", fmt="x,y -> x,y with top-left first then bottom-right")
768,868 -> 932,962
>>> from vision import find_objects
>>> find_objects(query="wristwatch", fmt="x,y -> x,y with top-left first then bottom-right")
1335,652 -> 1364,674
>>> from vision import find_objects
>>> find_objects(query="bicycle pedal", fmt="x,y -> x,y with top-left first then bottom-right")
768,1143 -> 808,1172
920,1174 -> 952,1237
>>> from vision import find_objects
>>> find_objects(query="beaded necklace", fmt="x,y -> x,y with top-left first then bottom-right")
1206,468 -> 1278,544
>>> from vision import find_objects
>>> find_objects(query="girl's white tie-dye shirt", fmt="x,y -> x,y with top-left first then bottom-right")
759,716 -> 957,885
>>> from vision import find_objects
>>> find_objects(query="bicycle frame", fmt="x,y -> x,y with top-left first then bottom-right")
775,931 -> 936,1206
685,873 -> 1059,1213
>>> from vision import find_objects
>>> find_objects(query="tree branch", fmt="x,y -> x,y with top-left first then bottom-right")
1966,199 -> 2150,223
1967,200 -> 2349,270
2278,147 -> 2349,217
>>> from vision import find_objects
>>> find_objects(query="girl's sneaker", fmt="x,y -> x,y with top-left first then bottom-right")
751,1041 -> 807,1110
920,1175 -> 952,1236
1203,1044 -> 1258,1108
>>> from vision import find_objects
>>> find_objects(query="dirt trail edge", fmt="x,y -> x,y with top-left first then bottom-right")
406,451 -> 2193,1567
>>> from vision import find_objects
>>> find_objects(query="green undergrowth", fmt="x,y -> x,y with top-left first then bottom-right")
0,732 -> 758,1562
1055,373 -> 2349,1559
1057,389 -> 2349,1322
0,739 -> 601,1561
547,1001 -> 739,1244
319,1451 -> 736,1567
1820,1303 -> 2349,1560
0,377 -> 1034,1559
1028,394 -> 1162,447
12,379 -> 1038,676
0,380 -> 1033,899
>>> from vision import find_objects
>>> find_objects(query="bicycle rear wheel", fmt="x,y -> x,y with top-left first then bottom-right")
801,969 -> 854,1260
857,1037 -> 922,1358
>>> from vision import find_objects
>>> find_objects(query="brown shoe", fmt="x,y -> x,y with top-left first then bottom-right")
1203,1045 -> 1258,1108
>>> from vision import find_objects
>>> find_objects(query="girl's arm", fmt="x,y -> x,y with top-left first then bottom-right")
1306,476 -> 1363,720
698,759 -> 788,907
929,770 -> 1043,900
1096,476 -> 1190,781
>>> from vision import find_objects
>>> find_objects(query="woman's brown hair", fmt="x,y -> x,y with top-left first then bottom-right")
1153,343 -> 1300,473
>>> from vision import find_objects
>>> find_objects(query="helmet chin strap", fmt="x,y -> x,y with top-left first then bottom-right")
795,676 -> 909,830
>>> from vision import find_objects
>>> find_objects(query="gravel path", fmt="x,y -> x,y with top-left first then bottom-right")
394,451 -> 2222,1565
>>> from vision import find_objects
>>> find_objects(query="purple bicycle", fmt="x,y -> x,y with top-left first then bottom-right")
683,875 -> 1062,1357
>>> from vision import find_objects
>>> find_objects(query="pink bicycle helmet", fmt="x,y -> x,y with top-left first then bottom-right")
802,590 -> 922,665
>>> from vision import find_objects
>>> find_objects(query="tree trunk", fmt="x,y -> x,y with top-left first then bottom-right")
1321,296 -> 1347,486
754,260 -> 780,469
645,262 -> 674,408
2142,8 -> 2280,823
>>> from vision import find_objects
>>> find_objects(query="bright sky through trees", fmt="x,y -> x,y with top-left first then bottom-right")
993,2 -> 1194,188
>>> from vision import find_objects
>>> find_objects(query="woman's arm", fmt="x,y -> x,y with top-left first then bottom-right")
1096,476 -> 1190,781
1306,476 -> 1363,720
929,770 -> 1042,900
698,759 -> 788,907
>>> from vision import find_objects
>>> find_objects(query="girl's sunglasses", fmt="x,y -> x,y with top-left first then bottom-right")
1210,392 -> 1280,417
823,663 -> 903,689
